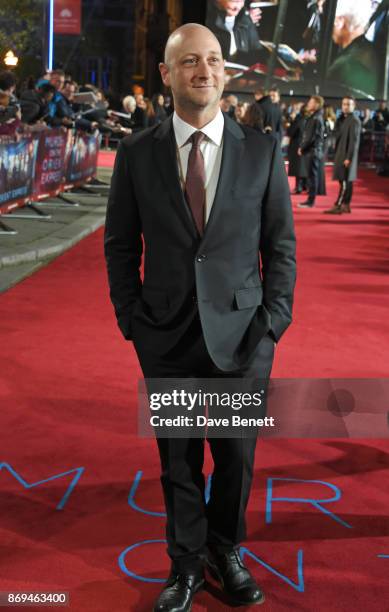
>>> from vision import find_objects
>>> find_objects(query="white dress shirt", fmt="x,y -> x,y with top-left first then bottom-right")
172,109 -> 224,224
225,15 -> 238,56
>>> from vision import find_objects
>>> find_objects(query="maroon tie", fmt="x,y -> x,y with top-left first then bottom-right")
184,131 -> 206,235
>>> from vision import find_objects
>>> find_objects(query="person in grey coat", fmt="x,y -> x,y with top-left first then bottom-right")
325,96 -> 361,214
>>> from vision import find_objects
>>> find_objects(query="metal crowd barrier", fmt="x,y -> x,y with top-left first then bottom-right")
0,127 -> 103,235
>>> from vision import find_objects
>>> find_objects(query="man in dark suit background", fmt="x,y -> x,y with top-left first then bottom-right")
104,23 -> 296,612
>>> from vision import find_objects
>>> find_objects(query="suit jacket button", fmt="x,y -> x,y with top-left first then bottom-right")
196,254 -> 206,262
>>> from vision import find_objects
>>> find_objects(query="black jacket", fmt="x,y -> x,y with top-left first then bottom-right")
206,4 -> 263,64
287,112 -> 306,176
300,109 -> 325,158
20,90 -> 49,124
256,97 -> 282,141
104,114 -> 296,371
327,35 -> 379,99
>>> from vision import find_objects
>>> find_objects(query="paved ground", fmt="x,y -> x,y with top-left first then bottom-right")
0,167 -> 113,293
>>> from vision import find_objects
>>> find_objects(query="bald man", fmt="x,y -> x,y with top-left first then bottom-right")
105,24 -> 296,611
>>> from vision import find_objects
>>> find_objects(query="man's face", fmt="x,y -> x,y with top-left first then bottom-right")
227,94 -> 238,107
63,84 -> 76,101
307,97 -> 318,113
220,98 -> 230,112
160,28 -> 225,114
50,74 -> 65,90
217,0 -> 245,17
270,90 -> 280,104
342,98 -> 355,114
332,15 -> 347,46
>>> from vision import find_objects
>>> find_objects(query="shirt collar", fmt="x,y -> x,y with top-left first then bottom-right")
173,109 -> 224,148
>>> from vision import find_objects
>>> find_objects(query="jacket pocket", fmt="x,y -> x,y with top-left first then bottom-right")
234,286 -> 263,310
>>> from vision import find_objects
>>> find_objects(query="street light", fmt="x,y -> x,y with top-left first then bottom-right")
4,51 -> 19,67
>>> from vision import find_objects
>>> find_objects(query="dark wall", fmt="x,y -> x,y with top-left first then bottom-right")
182,0 -> 207,25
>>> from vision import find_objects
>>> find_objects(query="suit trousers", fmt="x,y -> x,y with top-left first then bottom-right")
336,180 -> 353,205
132,310 -> 275,572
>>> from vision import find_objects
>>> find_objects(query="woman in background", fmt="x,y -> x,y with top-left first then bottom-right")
287,103 -> 308,194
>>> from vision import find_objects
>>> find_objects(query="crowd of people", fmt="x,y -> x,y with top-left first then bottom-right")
0,69 -> 174,140
1,67 -> 388,213
219,87 -> 389,213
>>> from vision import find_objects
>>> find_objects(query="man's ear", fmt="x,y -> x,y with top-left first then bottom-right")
159,62 -> 171,87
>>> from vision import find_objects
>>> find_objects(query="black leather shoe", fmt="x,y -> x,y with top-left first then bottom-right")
154,568 -> 204,612
340,203 -> 351,213
324,204 -> 342,214
206,548 -> 265,606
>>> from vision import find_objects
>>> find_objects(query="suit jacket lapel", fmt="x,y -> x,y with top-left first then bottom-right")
200,116 -> 245,248
153,116 -> 198,239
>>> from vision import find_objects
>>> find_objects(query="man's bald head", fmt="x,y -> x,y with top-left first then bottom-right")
164,23 -> 222,65
159,23 -> 225,126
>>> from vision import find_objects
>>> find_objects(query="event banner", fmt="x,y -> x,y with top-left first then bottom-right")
65,131 -> 102,186
54,0 -> 82,35
33,129 -> 73,199
0,136 -> 37,209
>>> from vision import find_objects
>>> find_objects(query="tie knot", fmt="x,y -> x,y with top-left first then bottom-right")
190,131 -> 205,147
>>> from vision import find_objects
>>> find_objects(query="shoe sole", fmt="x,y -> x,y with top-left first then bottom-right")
206,561 -> 265,606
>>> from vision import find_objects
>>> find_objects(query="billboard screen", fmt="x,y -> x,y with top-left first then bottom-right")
206,0 -> 388,99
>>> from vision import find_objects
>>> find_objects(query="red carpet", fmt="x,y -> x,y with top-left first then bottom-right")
1,167 -> 389,611
98,150 -> 117,168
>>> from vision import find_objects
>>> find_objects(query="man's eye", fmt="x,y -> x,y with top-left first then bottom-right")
209,57 -> 220,64
184,58 -> 197,65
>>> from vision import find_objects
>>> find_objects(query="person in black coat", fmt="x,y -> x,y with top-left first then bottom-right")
298,95 -> 326,208
20,83 -> 56,124
255,89 -> 282,141
287,104 -> 308,193
324,96 -> 361,214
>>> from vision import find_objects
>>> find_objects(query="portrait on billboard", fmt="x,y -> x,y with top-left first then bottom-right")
206,0 -> 389,99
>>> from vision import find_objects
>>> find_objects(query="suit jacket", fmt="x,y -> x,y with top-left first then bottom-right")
104,114 -> 296,371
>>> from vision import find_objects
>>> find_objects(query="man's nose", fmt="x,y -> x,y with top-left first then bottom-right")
195,58 -> 213,78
